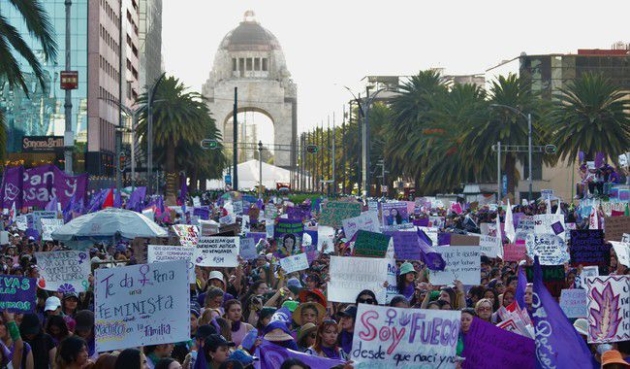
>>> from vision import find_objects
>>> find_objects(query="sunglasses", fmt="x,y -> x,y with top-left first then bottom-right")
357,298 -> 375,304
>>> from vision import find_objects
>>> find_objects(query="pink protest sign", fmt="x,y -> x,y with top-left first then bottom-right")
503,242 -> 527,262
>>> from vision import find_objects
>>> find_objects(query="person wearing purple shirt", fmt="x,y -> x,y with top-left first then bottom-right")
337,305 -> 357,356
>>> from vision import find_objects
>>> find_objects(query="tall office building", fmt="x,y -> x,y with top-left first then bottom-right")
0,0 -> 161,178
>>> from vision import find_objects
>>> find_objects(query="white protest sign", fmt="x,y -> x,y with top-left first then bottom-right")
619,153 -> 629,168
342,212 -> 380,240
239,238 -> 258,260
586,275 -> 630,343
279,253 -> 310,274
559,289 -> 587,318
219,214 -> 235,225
0,232 -> 8,245
429,246 -> 480,285
610,241 -> 630,268
40,218 -> 64,241
192,196 -> 201,207
534,214 -> 566,240
194,237 -> 239,267
172,225 -> 199,248
35,250 -> 91,292
232,201 -> 243,215
622,233 -> 630,243
317,226 -> 336,253
328,256 -> 393,304
94,260 -> 190,352
575,265 -> 600,289
351,304 -> 460,369
525,233 -> 569,265
15,215 -> 28,231
148,245 -> 195,284
477,235 -> 500,258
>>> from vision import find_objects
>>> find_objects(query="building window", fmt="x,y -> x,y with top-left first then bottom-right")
254,58 -> 260,71
246,58 -> 253,71
232,58 -> 237,72
262,58 -> 268,71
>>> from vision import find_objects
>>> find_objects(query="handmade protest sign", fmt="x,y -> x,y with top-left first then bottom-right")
353,230 -> 391,258
585,275 -> 630,343
623,233 -> 630,243
239,238 -> 258,260
502,242 -> 527,262
319,201 -> 362,228
94,260 -> 190,352
381,202 -> 410,226
35,250 -> 90,292
429,246 -> 480,285
172,224 -> 199,248
351,304 -> 460,369
194,237 -> 239,267
274,219 -> 304,257
610,241 -> 630,268
525,265 -> 566,298
342,212 -> 380,240
279,253 -> 309,274
383,231 -> 421,260
264,206 -> 278,221
41,218 -> 64,241
559,289 -> 587,318
534,214 -> 566,240
33,210 -> 57,233
516,215 -> 535,232
462,318 -> 535,369
604,216 -> 630,242
328,256 -> 393,304
148,245 -> 195,284
570,230 -> 610,271
525,233 -> 569,265
477,235 -> 500,258
0,276 -> 36,313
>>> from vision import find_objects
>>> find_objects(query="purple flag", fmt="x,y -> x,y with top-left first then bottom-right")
416,227 -> 446,271
514,265 -> 528,309
87,189 -> 107,213
126,187 -> 146,211
532,256 -> 597,369
0,166 -> 24,209
463,318 -> 534,368
256,341 -> 343,369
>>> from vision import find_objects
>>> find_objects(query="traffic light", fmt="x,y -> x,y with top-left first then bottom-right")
306,145 -> 318,154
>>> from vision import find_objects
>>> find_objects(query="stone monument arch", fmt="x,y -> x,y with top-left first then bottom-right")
202,10 -> 297,175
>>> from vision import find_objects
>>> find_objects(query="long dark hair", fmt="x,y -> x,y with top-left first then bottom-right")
56,336 -> 86,367
312,320 -> 339,354
355,289 -> 377,305
115,348 -> 142,369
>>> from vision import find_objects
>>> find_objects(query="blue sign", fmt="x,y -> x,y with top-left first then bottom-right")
225,174 -> 232,185
502,174 -> 508,196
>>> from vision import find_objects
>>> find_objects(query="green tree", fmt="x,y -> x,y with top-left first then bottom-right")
136,76 -> 225,200
0,0 -> 57,162
547,72 -> 630,164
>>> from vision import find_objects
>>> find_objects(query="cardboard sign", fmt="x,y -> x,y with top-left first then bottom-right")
279,253 -> 309,274
41,218 -> 64,241
0,276 -> 37,313
352,304 -> 460,369
585,276 -> 630,343
148,245 -> 195,284
384,231 -> 421,260
559,289 -> 587,318
319,201 -> 362,228
462,318 -> 534,369
429,246 -> 481,286
342,211 -> 380,240
503,242 -> 527,262
239,238 -> 258,260
478,235 -> 500,258
328,256 -> 392,304
172,225 -> 199,248
569,230 -> 609,269
516,215 -> 535,232
194,237 -> 239,267
534,214 -> 566,240
525,233 -> 569,265
604,216 -> 630,242
94,260 -> 190,352
32,210 -> 57,232
35,250 -> 91,292
525,265 -> 565,298
353,230 -> 391,258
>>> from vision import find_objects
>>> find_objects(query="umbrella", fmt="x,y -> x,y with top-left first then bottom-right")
51,208 -> 168,241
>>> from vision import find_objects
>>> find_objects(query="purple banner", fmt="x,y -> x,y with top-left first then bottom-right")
255,341 -> 343,369
286,206 -> 309,222
0,276 -> 37,313
384,230 -> 421,260
1,165 -> 88,210
462,318 -> 534,369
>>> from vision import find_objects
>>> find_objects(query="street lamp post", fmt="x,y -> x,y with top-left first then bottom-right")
489,104 -> 533,202
258,141 -> 263,199
344,86 -> 389,199
147,72 -> 166,196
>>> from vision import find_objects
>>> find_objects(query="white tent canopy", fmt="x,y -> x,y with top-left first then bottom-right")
207,159 -> 301,191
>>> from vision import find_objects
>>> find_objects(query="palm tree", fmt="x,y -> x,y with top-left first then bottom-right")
387,70 -> 450,193
467,74 -> 545,197
0,0 -> 57,162
547,72 -> 630,164
136,76 -> 225,200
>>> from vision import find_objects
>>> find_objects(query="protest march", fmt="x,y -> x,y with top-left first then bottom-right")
0,166 -> 629,369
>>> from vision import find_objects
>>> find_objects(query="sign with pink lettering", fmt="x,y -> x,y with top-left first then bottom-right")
351,304 -> 460,368
94,260 -> 190,352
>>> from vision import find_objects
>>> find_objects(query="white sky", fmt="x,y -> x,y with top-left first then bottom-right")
162,0 -> 629,142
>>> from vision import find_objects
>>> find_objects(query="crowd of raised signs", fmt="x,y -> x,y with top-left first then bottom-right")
0,186 -> 629,369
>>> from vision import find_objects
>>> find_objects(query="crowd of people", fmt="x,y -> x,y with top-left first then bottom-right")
0,190 -> 629,369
